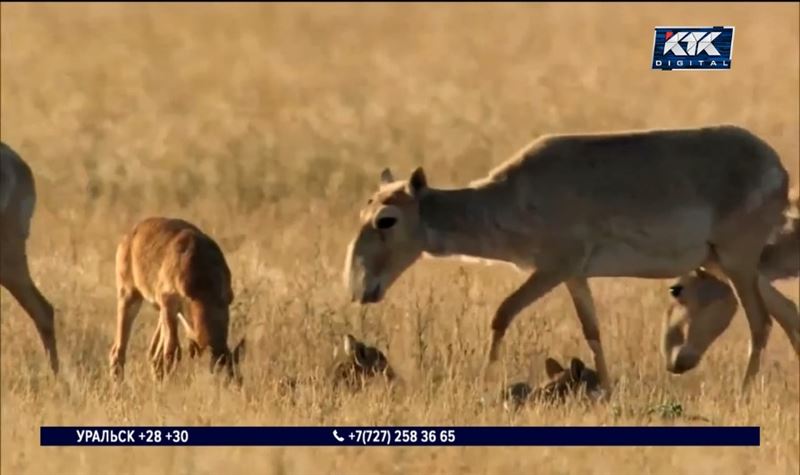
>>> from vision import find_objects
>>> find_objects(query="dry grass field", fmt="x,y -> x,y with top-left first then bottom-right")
1,3 -> 799,474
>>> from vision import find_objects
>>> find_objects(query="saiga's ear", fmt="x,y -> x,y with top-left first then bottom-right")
544,357 -> 564,379
408,167 -> 428,196
380,168 -> 395,184
353,346 -> 372,368
569,358 -> 586,380
343,334 -> 359,356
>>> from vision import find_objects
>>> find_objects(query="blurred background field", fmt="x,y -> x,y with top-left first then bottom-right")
1,3 -> 798,474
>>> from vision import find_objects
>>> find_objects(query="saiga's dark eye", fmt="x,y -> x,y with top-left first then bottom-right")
376,217 -> 397,229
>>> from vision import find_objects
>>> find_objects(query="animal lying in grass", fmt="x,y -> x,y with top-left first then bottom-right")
329,334 -> 397,390
275,334 -> 396,396
502,356 -> 604,410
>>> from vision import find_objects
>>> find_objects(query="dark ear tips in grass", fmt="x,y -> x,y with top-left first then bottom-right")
544,357 -> 564,378
569,358 -> 585,379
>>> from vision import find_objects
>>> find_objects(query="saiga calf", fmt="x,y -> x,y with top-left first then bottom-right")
109,217 -> 245,383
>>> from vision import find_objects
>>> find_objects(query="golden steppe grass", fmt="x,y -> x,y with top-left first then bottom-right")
1,3 -> 798,474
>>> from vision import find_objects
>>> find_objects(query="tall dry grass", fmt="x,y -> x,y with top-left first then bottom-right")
1,3 -> 798,474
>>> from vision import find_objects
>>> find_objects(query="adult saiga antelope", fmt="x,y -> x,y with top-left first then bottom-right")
0,142 -> 59,374
109,217 -> 245,383
343,124 -> 799,392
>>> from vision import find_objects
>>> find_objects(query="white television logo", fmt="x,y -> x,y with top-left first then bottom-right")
663,31 -> 721,56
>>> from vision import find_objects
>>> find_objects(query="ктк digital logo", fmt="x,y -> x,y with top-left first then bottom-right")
652,26 -> 734,71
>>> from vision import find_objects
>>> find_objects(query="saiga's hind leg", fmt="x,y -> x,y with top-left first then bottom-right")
758,276 -> 800,357
714,232 -> 776,391
706,232 -> 798,390
0,238 -> 59,375
702,248 -> 799,358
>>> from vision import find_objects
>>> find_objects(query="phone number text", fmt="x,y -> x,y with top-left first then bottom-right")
352,429 -> 456,445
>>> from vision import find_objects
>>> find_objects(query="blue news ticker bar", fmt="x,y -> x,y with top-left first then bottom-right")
41,426 -> 760,447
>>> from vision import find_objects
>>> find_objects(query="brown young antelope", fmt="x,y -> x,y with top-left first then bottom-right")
0,142 -> 59,374
663,191 -> 800,374
109,217 -> 245,383
343,125 -> 800,393
330,334 -> 396,390
503,356 -> 603,411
